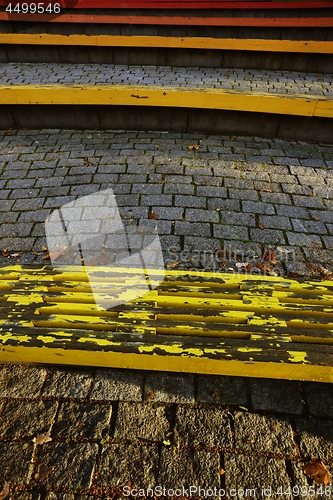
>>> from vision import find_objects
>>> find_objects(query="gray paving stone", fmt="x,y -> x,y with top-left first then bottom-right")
175,195 -> 206,208
0,400 -> 58,438
53,402 -> 112,440
286,232 -> 322,247
250,228 -> 285,244
224,454 -> 292,500
174,221 -> 211,237
291,219 -> 327,234
174,406 -> 232,448
242,201 -> 275,215
41,368 -> 93,399
114,402 -> 172,441
144,372 -> 194,403
158,448 -> 221,490
221,211 -> 255,226
33,443 -> 98,489
250,379 -> 304,415
185,208 -> 219,223
90,369 -> 143,401
292,195 -> 325,209
0,365 -> 47,398
259,215 -> 291,230
296,419 -> 333,461
234,412 -> 296,456
196,375 -> 247,405
214,225 -> 249,240
97,444 -> 159,489
229,188 -> 259,200
0,443 -> 34,488
276,205 -> 308,218
208,198 -> 240,211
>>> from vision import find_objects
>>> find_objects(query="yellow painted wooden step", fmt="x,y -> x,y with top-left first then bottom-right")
0,265 -> 332,382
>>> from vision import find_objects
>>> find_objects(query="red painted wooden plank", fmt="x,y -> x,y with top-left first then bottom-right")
1,12 -> 332,25
1,0 -> 333,8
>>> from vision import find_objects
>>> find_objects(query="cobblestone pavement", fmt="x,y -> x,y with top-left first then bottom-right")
1,129 -> 333,499
1,63 -> 333,96
0,129 -> 333,277
0,364 -> 333,500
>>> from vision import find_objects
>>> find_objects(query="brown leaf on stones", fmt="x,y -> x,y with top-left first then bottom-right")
166,260 -> 183,269
256,263 -> 272,274
259,187 -> 272,193
85,254 -> 111,266
42,253 -> 51,261
34,464 -> 54,482
148,212 -> 158,219
303,459 -> 330,485
258,223 -> 265,229
32,433 -> 52,445
4,129 -> 13,136
144,389 -> 155,404
188,144 -> 201,151
263,248 -> 275,262
0,482 -> 10,500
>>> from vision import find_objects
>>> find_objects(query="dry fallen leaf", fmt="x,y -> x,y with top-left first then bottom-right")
259,187 -> 272,193
85,254 -> 111,266
258,223 -> 265,229
41,246 -> 48,252
148,212 -> 158,219
32,433 -> 52,445
42,253 -> 51,260
188,144 -> 201,151
166,260 -> 183,269
256,263 -> 272,274
303,459 -> 330,485
0,482 -> 9,500
144,389 -> 155,404
263,248 -> 275,262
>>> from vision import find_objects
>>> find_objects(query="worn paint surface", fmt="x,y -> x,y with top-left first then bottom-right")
0,265 -> 333,381
1,85 -> 332,118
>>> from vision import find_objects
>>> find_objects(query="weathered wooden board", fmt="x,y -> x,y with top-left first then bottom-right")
2,34 -> 333,54
0,265 -> 332,382
1,84 -> 332,118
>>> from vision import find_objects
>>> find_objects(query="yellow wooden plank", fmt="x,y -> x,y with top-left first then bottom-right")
1,84 -> 330,117
0,344 -> 333,383
1,34 -> 333,54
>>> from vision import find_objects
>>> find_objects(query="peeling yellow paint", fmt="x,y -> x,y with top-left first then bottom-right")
287,351 -> 309,364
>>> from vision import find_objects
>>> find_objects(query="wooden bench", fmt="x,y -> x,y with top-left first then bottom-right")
0,265 -> 333,383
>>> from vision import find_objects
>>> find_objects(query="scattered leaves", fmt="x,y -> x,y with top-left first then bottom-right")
303,459 -> 330,485
258,223 -> 265,229
2,250 -> 23,258
188,144 -> 201,151
4,129 -> 13,136
32,433 -> 52,445
163,440 -> 171,446
42,252 -> 50,261
259,187 -> 272,193
0,482 -> 9,500
148,212 -> 158,219
166,260 -> 183,269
